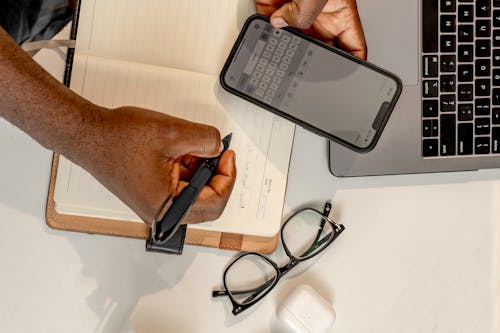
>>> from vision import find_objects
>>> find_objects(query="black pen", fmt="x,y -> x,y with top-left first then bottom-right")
153,133 -> 233,242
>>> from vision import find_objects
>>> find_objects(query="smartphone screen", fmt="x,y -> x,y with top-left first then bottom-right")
221,15 -> 402,151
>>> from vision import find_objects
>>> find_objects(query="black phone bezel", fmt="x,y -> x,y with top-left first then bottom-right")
219,14 -> 403,153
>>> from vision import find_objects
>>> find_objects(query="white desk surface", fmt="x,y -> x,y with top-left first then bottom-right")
1,27 -> 499,333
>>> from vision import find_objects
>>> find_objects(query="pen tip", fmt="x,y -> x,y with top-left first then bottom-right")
221,133 -> 232,150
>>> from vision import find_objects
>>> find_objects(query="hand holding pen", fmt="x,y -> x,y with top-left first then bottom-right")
173,134 -> 236,223
153,134 -> 236,242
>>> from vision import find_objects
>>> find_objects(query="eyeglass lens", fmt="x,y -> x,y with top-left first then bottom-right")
282,209 -> 334,259
224,209 -> 334,306
225,253 -> 278,305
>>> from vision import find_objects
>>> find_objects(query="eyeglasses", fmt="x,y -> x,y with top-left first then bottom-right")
212,202 -> 345,315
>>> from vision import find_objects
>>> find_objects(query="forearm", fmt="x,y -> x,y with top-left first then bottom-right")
0,28 -> 236,226
0,26 -> 103,157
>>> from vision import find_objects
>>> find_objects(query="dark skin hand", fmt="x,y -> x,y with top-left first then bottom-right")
256,0 -> 367,60
82,106 -> 236,225
0,26 -> 236,226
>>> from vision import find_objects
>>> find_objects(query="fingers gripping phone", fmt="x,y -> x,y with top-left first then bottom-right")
220,15 -> 402,152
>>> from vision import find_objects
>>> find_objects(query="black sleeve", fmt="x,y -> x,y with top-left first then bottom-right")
0,0 -> 72,44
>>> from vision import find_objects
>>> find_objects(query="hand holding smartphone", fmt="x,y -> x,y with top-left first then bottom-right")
220,14 -> 402,152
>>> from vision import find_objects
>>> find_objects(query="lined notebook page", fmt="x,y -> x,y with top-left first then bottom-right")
54,53 -> 294,236
75,0 -> 256,75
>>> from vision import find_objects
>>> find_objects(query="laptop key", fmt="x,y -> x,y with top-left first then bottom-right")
423,99 -> 439,117
440,114 -> 456,155
476,19 -> 492,38
493,108 -> 500,123
477,0 -> 492,17
441,15 -> 457,33
475,59 -> 490,76
440,74 -> 456,92
458,5 -> 474,23
423,80 -> 439,97
431,119 -> 439,136
493,88 -> 500,104
475,117 -> 491,135
440,35 -> 456,52
475,98 -> 491,115
458,24 -> 474,42
441,94 -> 456,111
422,119 -> 438,137
475,137 -> 491,154
423,55 -> 439,77
495,10 -> 500,27
494,69 -> 500,86
493,127 -> 500,153
423,120 -> 433,137
441,0 -> 456,12
459,103 -> 474,120
458,84 -> 473,101
440,55 -> 456,72
458,44 -> 474,62
458,64 -> 473,81
458,123 -> 473,155
423,139 -> 439,157
494,30 -> 500,47
423,0 -> 439,52
494,49 -> 500,66
476,39 -> 491,57
475,79 -> 491,96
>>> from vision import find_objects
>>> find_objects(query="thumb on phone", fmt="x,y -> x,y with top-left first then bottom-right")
270,0 -> 328,29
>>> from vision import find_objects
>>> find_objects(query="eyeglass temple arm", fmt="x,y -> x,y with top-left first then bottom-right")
311,202 -> 332,244
212,277 -> 275,298
212,284 -> 271,297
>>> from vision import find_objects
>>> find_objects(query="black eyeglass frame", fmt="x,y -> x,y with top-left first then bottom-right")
212,203 -> 345,315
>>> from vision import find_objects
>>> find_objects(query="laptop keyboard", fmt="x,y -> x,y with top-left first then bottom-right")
422,0 -> 500,157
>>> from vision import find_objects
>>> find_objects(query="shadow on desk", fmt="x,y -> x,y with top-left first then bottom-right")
0,120 -> 54,220
42,222 -> 198,333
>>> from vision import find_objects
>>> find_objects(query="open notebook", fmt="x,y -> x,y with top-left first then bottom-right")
46,0 -> 295,252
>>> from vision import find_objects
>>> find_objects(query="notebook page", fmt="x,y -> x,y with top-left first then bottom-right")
54,54 -> 295,236
75,0 -> 256,75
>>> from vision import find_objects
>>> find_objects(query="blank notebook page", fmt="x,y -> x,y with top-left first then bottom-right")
75,0 -> 257,75
53,0 -> 295,237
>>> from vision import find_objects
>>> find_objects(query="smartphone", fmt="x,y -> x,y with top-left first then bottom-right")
220,14 -> 402,152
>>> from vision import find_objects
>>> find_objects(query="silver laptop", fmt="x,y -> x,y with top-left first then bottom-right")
329,0 -> 500,176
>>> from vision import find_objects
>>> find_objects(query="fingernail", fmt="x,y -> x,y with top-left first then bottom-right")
271,17 -> 288,28
218,141 -> 224,154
